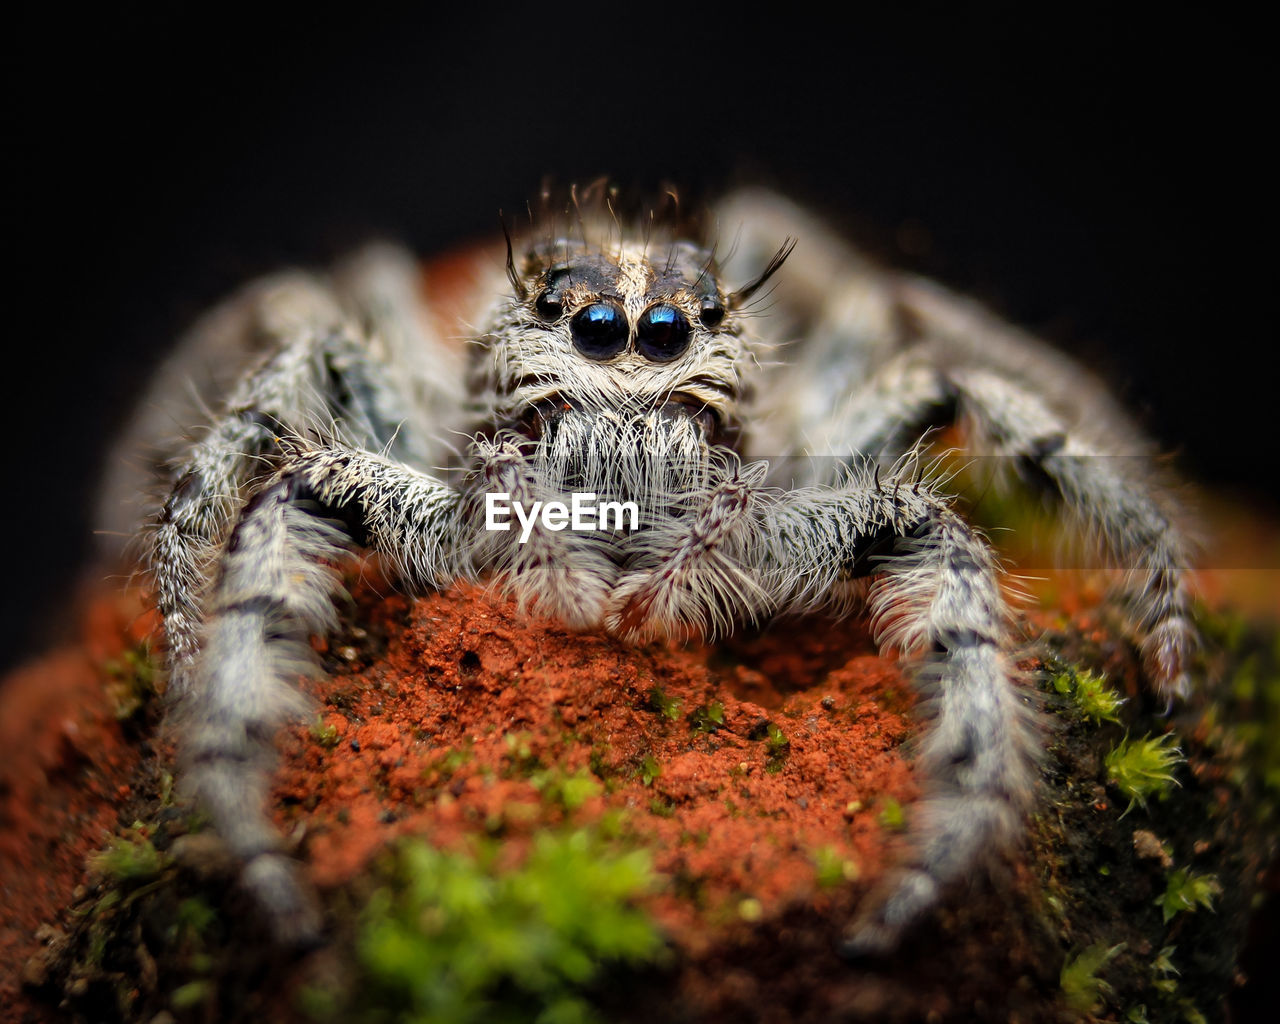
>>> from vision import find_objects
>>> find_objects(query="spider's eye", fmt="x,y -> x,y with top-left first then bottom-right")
698,298 -> 725,328
636,304 -> 692,362
535,291 -> 564,322
570,301 -> 629,359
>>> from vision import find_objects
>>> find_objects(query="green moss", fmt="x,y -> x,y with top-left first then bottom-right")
89,825 -> 167,882
502,731 -> 540,773
587,745 -> 613,780
645,686 -> 681,721
811,846 -> 859,888
425,745 -> 474,785
173,896 -> 218,941
1060,941 -> 1124,1014
170,979 -> 214,1011
648,798 -> 675,818
877,797 -> 905,831
763,723 -> 790,774
1105,733 -> 1183,814
310,717 -> 341,749
1053,667 -> 1125,725
531,767 -> 603,812
638,755 -> 662,787
1151,945 -> 1180,995
102,643 -> 159,722
1156,868 -> 1222,924
688,700 -> 726,735
1179,1001 -> 1209,1024
1199,607 -> 1280,801
350,828 -> 664,1023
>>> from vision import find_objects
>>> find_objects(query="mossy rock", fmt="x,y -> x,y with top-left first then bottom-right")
16,588 -> 1278,1024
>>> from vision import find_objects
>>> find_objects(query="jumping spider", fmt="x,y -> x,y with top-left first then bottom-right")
120,187 -> 1196,956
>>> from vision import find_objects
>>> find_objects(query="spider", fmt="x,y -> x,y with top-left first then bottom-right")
124,186 -> 1196,957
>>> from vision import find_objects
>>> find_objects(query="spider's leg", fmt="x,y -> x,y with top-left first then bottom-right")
180,441 -> 465,944
330,244 -> 467,468
805,353 -> 955,476
945,364 -> 1197,698
789,282 -> 1197,697
714,188 -> 921,468
757,471 -> 1039,955
149,265 -> 444,693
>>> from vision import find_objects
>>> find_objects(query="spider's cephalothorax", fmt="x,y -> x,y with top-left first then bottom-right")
117,189 -> 1197,957
470,231 -> 758,448
457,226 -> 789,636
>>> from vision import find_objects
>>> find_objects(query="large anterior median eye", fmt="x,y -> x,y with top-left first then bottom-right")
570,301 -> 628,359
636,304 -> 692,362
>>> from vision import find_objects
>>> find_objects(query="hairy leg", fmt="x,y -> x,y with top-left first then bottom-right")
946,365 -> 1196,696
178,441 -> 466,943
149,257 -> 448,693
761,468 -> 1039,954
783,318 -> 1195,697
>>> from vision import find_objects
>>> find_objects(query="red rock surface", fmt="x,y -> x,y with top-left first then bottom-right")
2,577 -> 932,1021
0,593 -> 154,1019
3,525 -> 1275,1021
283,580 -> 920,953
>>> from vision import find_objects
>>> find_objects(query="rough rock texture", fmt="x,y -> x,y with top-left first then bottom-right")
3,553 -> 1277,1022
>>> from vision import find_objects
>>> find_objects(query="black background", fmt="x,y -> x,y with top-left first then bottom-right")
6,9 -> 1273,664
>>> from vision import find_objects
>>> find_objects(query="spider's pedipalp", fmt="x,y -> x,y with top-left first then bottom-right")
605,459 -> 773,641
470,436 -> 618,627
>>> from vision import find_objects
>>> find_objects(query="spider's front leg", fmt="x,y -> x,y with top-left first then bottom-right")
759,470 -> 1041,955
180,440 -> 468,944
718,187 -> 1197,700
602,457 -> 1037,952
149,252 -> 449,694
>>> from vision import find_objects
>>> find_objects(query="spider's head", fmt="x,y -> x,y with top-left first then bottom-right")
470,221 -> 792,455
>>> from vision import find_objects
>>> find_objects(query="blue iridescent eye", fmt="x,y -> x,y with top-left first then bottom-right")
636,304 -> 692,362
570,301 -> 628,359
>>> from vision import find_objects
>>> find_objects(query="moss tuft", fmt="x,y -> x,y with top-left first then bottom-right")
531,767 -> 603,812
687,700 -> 726,735
877,797 -> 905,831
644,686 -> 681,721
1105,733 -> 1183,814
1061,941 -> 1124,1014
1053,667 -> 1125,725
811,845 -> 859,888
310,718 -> 341,749
102,643 -> 160,722
348,828 -> 664,1023
89,824 -> 166,882
1156,868 -> 1222,924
